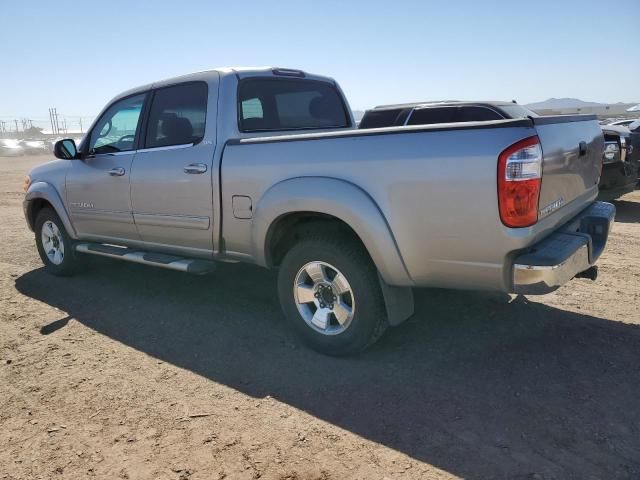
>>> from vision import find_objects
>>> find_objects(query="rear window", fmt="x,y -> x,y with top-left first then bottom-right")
238,78 -> 350,132
406,107 -> 457,125
498,104 -> 538,118
458,106 -> 503,122
359,109 -> 403,129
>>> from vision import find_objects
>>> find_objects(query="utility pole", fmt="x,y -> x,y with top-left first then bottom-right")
49,107 -> 61,135
14,119 -> 19,133
79,117 -> 83,134
49,108 -> 56,135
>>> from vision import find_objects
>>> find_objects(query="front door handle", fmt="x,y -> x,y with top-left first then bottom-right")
109,167 -> 126,176
184,163 -> 208,174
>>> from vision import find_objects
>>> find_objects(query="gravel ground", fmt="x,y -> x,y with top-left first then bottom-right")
1,155 -> 639,480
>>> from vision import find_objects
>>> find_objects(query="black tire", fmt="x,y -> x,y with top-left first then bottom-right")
277,234 -> 388,356
34,207 -> 80,276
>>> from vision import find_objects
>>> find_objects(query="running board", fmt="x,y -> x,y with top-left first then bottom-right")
74,243 -> 217,274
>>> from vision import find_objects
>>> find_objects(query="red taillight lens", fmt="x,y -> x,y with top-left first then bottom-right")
498,136 -> 542,228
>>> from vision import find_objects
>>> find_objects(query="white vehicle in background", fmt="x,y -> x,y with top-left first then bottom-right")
607,119 -> 637,128
0,139 -> 25,157
22,139 -> 49,155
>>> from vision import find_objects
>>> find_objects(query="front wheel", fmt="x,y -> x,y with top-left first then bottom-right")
35,207 -> 80,276
277,235 -> 388,356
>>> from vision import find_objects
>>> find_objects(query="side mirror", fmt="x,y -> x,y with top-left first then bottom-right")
54,139 -> 78,160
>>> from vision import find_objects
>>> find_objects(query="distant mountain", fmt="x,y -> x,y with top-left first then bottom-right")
525,98 -> 612,110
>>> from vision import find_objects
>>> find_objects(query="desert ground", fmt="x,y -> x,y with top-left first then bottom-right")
1,154 -> 639,480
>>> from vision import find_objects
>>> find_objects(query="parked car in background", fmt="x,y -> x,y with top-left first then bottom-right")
598,125 -> 639,200
358,100 -> 537,129
360,101 -> 638,200
628,121 -> 640,182
21,139 -> 49,155
0,139 -> 25,157
607,119 -> 638,128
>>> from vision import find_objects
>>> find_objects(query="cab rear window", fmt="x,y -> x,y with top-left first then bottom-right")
238,78 -> 350,132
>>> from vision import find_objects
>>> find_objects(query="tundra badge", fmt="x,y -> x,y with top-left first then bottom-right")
539,197 -> 565,218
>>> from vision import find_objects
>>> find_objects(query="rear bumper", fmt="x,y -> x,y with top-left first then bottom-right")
512,201 -> 615,294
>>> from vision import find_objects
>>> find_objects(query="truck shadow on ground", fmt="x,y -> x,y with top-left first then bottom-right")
15,261 -> 640,479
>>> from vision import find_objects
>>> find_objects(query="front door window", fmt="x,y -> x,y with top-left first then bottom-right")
89,94 -> 146,155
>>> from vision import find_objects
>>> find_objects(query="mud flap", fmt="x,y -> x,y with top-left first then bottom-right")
377,273 -> 414,326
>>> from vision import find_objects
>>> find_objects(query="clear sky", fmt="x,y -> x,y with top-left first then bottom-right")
2,0 -> 638,128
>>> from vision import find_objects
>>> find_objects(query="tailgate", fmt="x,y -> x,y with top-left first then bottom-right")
533,115 -> 603,219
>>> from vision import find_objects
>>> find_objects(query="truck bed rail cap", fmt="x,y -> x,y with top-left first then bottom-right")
227,118 -> 534,146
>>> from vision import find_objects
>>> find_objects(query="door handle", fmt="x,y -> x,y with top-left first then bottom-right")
184,163 -> 208,174
109,167 -> 126,176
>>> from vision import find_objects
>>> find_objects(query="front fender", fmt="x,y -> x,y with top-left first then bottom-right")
24,181 -> 77,239
251,177 -> 413,286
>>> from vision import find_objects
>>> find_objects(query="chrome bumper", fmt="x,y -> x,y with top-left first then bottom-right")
513,202 -> 616,295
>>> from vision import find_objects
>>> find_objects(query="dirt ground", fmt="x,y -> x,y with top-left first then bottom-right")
1,155 -> 639,480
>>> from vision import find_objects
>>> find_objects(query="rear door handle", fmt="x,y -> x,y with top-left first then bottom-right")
184,163 -> 208,174
109,167 -> 126,176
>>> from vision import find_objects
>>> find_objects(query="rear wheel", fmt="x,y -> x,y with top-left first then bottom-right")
277,234 -> 388,356
35,207 -> 80,276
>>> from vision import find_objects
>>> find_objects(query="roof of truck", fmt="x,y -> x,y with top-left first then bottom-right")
109,67 -> 336,105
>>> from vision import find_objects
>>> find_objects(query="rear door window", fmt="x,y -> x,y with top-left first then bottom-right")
406,107 -> 457,125
145,82 -> 208,148
238,78 -> 350,132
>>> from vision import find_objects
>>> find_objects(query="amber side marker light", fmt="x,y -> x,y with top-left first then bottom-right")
23,175 -> 31,193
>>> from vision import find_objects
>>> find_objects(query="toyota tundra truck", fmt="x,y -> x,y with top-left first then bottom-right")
23,67 -> 615,355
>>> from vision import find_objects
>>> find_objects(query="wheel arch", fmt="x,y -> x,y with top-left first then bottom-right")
252,176 -> 413,287
265,211 -> 362,267
24,182 -> 77,238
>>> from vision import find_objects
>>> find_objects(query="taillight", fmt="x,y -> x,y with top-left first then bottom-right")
498,136 -> 542,228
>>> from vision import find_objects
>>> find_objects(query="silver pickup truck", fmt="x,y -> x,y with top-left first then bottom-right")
23,67 -> 615,355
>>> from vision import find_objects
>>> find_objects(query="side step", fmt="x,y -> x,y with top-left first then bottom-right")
74,243 -> 217,274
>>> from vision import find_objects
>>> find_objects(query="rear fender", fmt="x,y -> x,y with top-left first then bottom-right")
251,177 -> 413,287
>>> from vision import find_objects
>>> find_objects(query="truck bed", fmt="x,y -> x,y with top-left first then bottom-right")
221,115 -> 603,291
